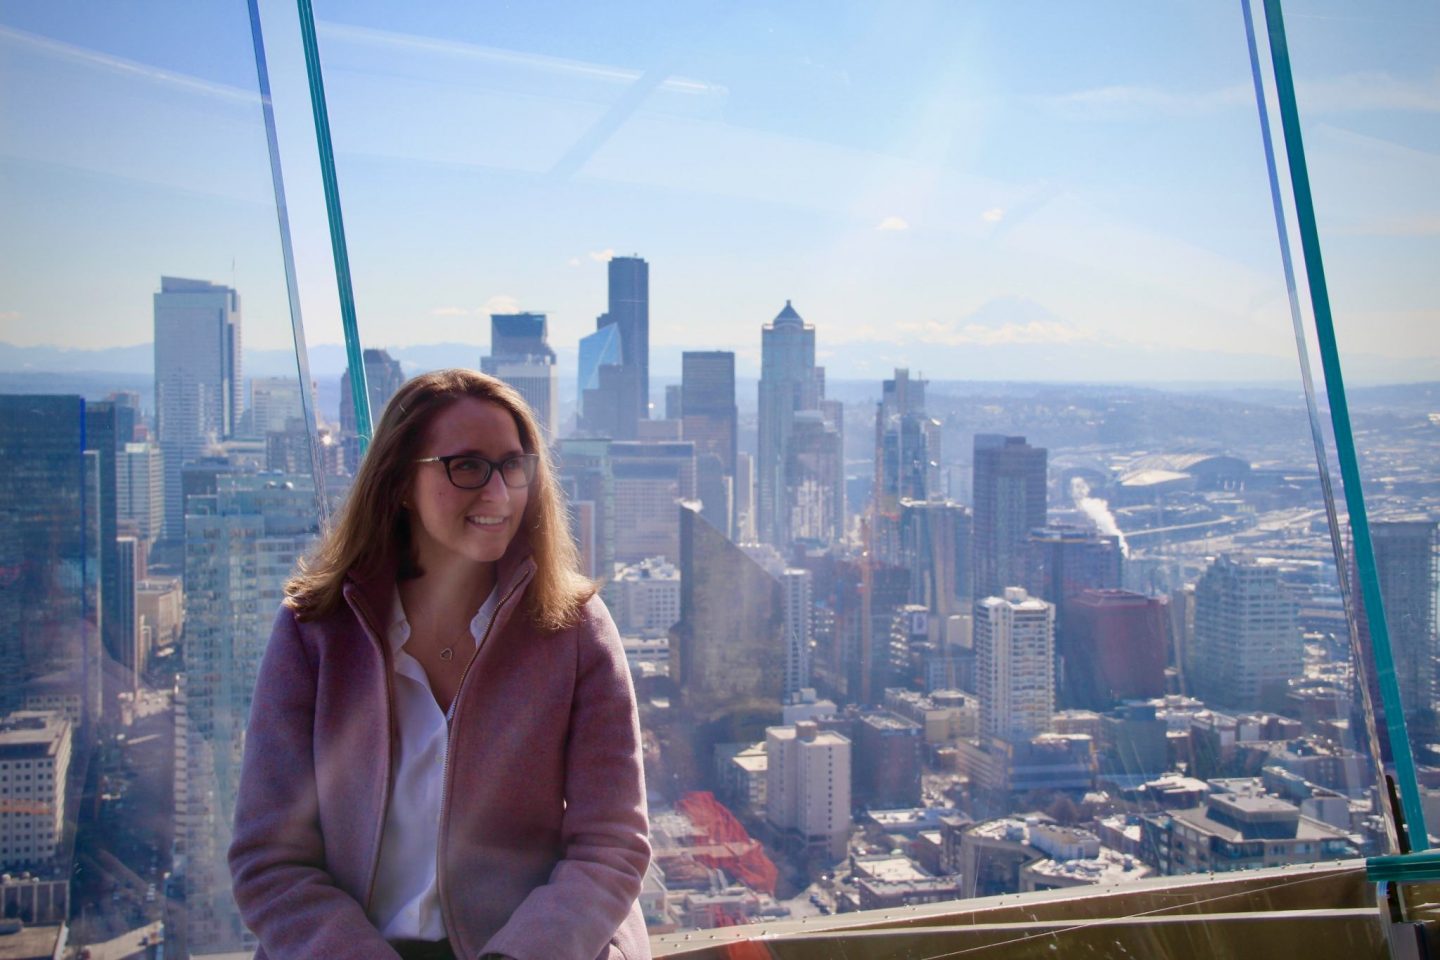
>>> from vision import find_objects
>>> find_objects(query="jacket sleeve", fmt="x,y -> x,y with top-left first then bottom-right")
482,597 -> 651,960
228,606 -> 401,960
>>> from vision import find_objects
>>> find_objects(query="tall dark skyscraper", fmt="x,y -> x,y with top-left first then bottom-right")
605,255 -> 649,419
84,402 -> 122,683
1354,517 -> 1438,754
0,395 -> 97,718
757,301 -> 827,548
581,256 -> 650,439
682,351 -> 737,537
154,277 -> 241,542
971,434 -> 1047,600
339,347 -> 407,435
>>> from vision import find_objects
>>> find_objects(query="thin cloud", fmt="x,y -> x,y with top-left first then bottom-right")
588,249 -> 615,263
0,311 -> 20,322
0,24 -> 258,105
1040,83 -> 1248,117
896,296 -> 1096,347
981,208 -> 1005,223
1039,72 -> 1440,118
429,306 -> 474,317
316,21 -> 726,98
1300,72 -> 1440,113
483,294 -> 520,315
567,257 -> 582,267
876,216 -> 910,231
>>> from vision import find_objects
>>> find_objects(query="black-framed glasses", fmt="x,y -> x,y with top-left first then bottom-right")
414,453 -> 539,490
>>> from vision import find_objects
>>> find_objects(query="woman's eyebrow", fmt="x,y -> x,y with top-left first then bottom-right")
448,447 -> 526,458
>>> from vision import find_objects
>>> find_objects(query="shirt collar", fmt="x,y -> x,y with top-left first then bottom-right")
388,583 -> 500,660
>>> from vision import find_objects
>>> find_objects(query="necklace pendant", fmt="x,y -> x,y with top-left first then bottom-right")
439,647 -> 454,662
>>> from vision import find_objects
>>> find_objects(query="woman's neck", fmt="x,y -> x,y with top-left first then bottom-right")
399,557 -> 497,627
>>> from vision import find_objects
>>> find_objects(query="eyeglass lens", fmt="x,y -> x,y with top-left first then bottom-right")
446,455 -> 536,489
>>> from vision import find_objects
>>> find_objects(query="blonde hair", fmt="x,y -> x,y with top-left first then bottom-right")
285,369 -> 593,632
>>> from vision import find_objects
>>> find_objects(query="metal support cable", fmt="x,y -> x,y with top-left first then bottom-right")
246,0 -> 330,528
297,0 -> 372,453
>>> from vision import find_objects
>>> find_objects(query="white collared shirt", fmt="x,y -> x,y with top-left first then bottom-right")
368,584 -> 499,940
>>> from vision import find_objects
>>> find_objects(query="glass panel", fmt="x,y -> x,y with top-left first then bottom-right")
295,0 -> 1399,946
0,2 -> 332,956
5,0 -> 1422,956
1270,2 -> 1440,847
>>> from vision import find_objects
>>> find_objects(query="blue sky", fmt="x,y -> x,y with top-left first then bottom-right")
0,0 -> 1436,382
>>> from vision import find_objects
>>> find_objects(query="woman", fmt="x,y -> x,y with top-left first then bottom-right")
229,369 -> 651,960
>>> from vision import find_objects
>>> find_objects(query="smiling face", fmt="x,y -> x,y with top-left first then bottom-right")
407,397 -> 531,578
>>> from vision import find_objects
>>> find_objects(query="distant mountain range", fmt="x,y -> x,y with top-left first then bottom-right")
1,339 -> 1435,402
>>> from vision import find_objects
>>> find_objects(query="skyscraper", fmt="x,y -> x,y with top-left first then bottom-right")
670,503 -> 784,728
758,301 -> 825,548
83,402 -> 121,688
682,351 -> 738,537
765,721 -> 852,861
581,257 -> 650,439
610,441 -> 696,564
118,441 -> 165,548
247,376 -> 310,437
1354,517 -> 1438,749
786,411 -> 843,547
972,435 -> 1048,601
0,396 -> 97,718
606,255 -> 650,422
1028,523 -> 1123,699
181,472 -> 319,954
899,499 -> 972,618
975,587 -> 1055,742
874,369 -> 942,564
339,347 -> 406,436
555,438 -> 614,580
1191,555 -> 1301,712
153,276 -> 241,541
482,312 -> 559,439
781,568 -> 814,699
1063,589 -> 1168,709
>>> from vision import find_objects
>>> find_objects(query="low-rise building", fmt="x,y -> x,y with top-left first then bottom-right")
0,712 -> 71,868
1142,791 -> 1355,876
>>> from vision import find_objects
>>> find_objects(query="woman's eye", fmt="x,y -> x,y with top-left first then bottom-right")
452,458 -> 483,472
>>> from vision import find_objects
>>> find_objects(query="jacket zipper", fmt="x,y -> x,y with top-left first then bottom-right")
435,565 -> 533,951
351,598 -> 398,917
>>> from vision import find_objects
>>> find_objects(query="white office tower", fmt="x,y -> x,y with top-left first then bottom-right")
118,441 -> 164,548
179,473 -> 316,955
482,313 -> 559,440
781,568 -> 814,699
247,376 -> 310,436
765,721 -> 851,860
975,587 -> 1055,742
1191,554 -> 1302,712
153,277 -> 241,541
0,711 -> 72,868
610,557 -> 681,635
485,355 -> 558,441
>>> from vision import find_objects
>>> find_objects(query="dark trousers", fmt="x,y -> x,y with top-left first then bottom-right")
389,939 -> 457,960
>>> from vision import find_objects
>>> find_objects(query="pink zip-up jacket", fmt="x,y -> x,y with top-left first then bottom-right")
228,544 -> 652,960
